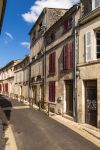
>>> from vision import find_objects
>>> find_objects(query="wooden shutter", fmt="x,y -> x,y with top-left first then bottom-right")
92,0 -> 95,10
49,82 -> 51,102
63,43 -> 69,70
52,52 -> 56,73
5,83 -> 8,92
0,84 -> 1,92
49,54 -> 51,74
49,52 -> 56,74
69,42 -> 73,69
52,81 -> 55,102
49,81 -> 55,102
85,31 -> 93,62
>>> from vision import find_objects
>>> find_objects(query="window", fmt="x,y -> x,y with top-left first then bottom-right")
92,0 -> 100,10
63,41 -> 73,70
49,81 -> 55,102
49,52 -> 56,74
96,32 -> 100,59
64,17 -> 73,32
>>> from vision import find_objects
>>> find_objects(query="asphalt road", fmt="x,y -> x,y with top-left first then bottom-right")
0,96 -> 99,150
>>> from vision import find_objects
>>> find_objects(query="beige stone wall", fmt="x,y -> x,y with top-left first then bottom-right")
78,15 -> 100,128
46,37 -> 73,114
22,85 -> 28,98
79,16 -> 100,64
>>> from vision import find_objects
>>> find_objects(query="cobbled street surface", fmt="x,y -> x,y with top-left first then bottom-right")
0,96 -> 99,150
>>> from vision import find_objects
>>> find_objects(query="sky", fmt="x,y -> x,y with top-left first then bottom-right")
0,0 -> 79,68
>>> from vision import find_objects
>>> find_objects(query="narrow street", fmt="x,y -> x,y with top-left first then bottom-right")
0,96 -> 99,150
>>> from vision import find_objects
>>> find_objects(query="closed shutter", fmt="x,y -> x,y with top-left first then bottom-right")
0,84 -> 1,92
49,54 -> 51,74
63,43 -> 69,70
49,81 -> 55,102
69,42 -> 73,69
5,83 -> 8,92
52,52 -> 56,73
49,82 -> 51,101
52,81 -> 55,102
85,31 -> 93,62
3,84 -> 4,92
49,52 -> 56,74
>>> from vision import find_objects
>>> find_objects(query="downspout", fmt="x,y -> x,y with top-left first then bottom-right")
43,9 -> 47,106
73,6 -> 79,122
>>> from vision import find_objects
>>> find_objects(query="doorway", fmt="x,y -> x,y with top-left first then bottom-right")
85,80 -> 97,127
65,80 -> 73,117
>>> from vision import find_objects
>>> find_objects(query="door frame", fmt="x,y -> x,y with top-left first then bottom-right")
85,80 -> 97,127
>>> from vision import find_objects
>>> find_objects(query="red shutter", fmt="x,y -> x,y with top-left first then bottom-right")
49,81 -> 55,102
49,54 -> 51,74
49,82 -> 51,102
5,83 -> 8,92
0,84 -> 1,92
52,52 -> 56,73
3,84 -> 4,92
70,42 -> 73,69
52,81 -> 55,102
65,43 -> 69,70
49,52 -> 56,74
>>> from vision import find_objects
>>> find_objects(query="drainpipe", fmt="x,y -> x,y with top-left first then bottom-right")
73,7 -> 79,122
43,9 -> 47,107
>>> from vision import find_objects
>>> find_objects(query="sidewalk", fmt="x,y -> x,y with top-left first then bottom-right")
50,114 -> 100,147
4,125 -> 17,150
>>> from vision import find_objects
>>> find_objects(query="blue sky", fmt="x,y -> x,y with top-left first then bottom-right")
0,0 -> 35,67
0,0 -> 79,68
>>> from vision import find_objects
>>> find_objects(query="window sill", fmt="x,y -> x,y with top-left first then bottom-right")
78,59 -> 100,67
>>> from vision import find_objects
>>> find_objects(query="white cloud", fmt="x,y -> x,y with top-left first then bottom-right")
5,32 -> 14,40
21,42 -> 30,49
22,0 -> 80,23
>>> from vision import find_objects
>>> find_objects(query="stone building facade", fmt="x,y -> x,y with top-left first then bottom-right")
29,8 -> 67,106
14,56 -> 30,100
0,60 -> 19,97
77,0 -> 100,129
44,4 -> 81,120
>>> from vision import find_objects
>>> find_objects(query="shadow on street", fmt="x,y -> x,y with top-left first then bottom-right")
0,95 -> 12,121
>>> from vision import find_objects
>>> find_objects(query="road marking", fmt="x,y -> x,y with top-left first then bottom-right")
2,106 -> 30,111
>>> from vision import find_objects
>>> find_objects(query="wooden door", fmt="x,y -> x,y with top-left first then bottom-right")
65,80 -> 73,117
85,81 -> 97,127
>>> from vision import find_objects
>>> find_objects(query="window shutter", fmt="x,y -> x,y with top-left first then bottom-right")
49,81 -> 55,102
85,31 -> 93,62
49,54 -> 51,74
52,81 -> 55,102
52,52 -> 56,73
69,42 -> 73,69
0,84 -> 1,92
64,43 -> 69,70
92,0 -> 95,10
49,82 -> 51,101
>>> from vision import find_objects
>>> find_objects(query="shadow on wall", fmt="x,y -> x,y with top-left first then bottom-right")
0,95 -> 12,122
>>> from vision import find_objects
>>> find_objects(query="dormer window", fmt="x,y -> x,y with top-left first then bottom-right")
92,0 -> 100,10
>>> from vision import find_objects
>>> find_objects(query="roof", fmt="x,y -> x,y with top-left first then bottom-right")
29,7 -> 67,35
0,60 -> 18,71
45,4 -> 80,36
14,55 -> 29,68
